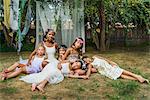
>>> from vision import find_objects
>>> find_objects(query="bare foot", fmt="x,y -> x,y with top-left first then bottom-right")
31,83 -> 37,91
2,69 -> 9,74
37,85 -> 45,93
1,73 -> 7,80
137,75 -> 145,83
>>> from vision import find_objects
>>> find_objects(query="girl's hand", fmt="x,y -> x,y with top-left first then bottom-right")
57,63 -> 62,70
26,62 -> 31,66
110,62 -> 118,67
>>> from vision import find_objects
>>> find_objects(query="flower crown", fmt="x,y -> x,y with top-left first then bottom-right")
76,37 -> 84,44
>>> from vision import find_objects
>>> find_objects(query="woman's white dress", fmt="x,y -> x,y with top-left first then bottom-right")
91,57 -> 123,80
20,45 -> 64,84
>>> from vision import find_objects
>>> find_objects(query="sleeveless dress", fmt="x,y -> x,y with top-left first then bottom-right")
67,53 -> 79,62
61,63 -> 70,76
20,45 -> 64,84
91,57 -> 123,80
18,55 -> 45,74
26,55 -> 45,74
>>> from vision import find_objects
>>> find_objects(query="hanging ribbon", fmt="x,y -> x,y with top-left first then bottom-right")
10,0 -> 19,31
3,0 -> 10,29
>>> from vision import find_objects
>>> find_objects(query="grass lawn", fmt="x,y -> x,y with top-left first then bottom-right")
0,47 -> 150,100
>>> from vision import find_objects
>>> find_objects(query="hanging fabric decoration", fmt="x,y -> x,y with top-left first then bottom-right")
3,0 -> 10,29
17,0 -> 28,53
21,5 -> 32,36
60,0 -> 85,52
35,1 -> 62,47
36,0 -> 85,52
10,0 -> 19,31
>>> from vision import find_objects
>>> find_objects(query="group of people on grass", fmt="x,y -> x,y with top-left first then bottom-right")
1,29 -> 149,92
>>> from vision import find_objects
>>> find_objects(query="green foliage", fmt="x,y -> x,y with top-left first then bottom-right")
84,0 -> 150,34
0,42 -> 34,52
0,44 -> 16,52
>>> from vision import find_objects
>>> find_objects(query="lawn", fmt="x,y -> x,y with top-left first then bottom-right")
0,47 -> 150,100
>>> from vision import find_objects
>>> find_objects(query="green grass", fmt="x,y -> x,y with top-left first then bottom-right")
0,87 -> 18,94
31,95 -> 47,100
106,80 -> 140,100
0,48 -> 150,99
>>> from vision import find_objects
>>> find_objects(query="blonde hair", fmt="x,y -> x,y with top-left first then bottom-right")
35,44 -> 48,59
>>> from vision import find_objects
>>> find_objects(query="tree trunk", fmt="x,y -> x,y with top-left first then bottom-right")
98,0 -> 106,51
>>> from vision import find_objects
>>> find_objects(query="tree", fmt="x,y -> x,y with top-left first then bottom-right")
85,0 -> 106,51
98,0 -> 106,51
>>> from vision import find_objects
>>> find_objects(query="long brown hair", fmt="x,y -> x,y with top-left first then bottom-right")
71,37 -> 84,56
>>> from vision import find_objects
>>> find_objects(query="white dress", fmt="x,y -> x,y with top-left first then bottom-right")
20,45 -> 64,84
91,57 -> 123,80
61,63 -> 70,76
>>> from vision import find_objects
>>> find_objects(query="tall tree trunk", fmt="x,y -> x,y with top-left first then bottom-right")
98,0 -> 106,51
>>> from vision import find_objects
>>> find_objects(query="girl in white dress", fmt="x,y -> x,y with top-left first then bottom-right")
20,29 -> 64,90
82,55 -> 149,83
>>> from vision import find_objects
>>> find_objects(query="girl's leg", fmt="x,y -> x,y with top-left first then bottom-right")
120,74 -> 137,80
5,67 -> 27,79
37,80 -> 48,92
3,62 -> 20,73
122,69 -> 145,83
31,83 -> 38,91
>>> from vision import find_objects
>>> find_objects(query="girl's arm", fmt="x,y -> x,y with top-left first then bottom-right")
85,64 -> 93,77
54,42 -> 58,49
27,56 -> 35,66
62,48 -> 71,60
27,43 -> 43,65
27,50 -> 37,65
68,74 -> 89,79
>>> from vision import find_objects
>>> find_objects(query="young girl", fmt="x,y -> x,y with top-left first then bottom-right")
58,45 -> 67,61
1,45 -> 47,80
62,37 -> 84,63
82,55 -> 149,83
30,60 -> 88,92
